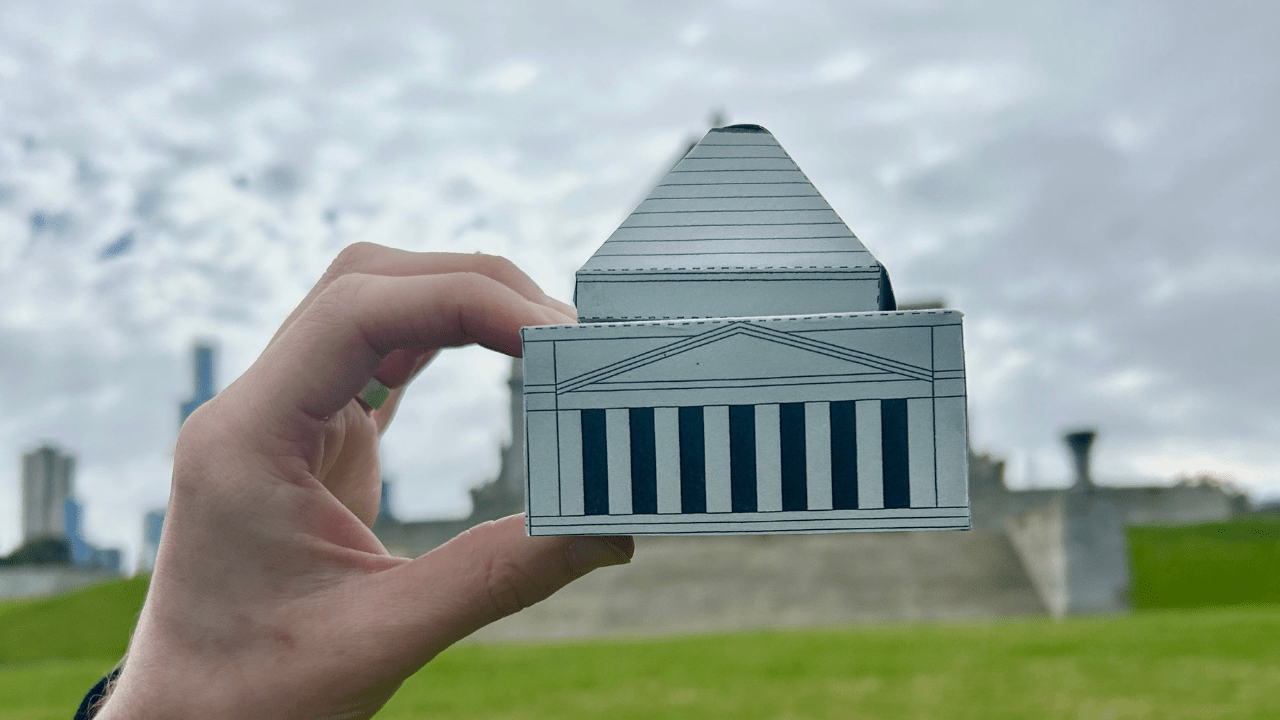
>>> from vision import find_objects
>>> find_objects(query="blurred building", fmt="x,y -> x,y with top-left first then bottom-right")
21,445 -> 74,541
180,342 -> 217,425
375,359 -> 527,552
140,342 -> 219,573
969,430 -> 1247,531
2,444 -> 122,599
138,509 -> 165,574
370,137 -> 1249,634
376,351 -> 1252,636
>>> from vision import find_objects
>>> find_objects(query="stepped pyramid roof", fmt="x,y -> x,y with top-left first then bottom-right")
575,124 -> 894,323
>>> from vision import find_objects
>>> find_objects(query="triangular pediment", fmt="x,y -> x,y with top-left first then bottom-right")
560,322 -> 929,393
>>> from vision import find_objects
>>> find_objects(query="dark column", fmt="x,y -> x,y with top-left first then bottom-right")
629,408 -> 657,514
729,405 -> 757,513
678,407 -> 706,513
881,399 -> 910,509
779,402 -> 807,511
830,400 -> 858,510
581,409 -> 609,515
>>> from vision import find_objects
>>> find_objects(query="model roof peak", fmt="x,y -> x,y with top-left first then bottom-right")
575,124 -> 894,323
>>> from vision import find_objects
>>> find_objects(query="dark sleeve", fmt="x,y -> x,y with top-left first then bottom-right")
74,666 -> 122,720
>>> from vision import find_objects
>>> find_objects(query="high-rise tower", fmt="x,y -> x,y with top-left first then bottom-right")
21,445 -> 75,541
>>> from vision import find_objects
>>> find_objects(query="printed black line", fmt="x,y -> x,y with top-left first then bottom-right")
656,181 -> 812,187
558,321 -> 930,393
630,208 -> 833,215
539,506 -> 972,518
524,314 -> 960,342
715,323 -> 933,377
537,511 -> 969,523
591,369 -> 910,384
552,343 -> 560,516
617,222 -> 846,229
534,516 -> 968,526
529,527 -> 972,536
557,318 -> 929,377
562,379 -> 931,395
643,193 -> 822,200
595,252 -> 871,258
577,278 -> 881,283
931,331 -> 938,507
601,238 -> 856,244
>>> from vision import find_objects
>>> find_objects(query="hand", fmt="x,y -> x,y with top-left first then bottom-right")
97,244 -> 634,719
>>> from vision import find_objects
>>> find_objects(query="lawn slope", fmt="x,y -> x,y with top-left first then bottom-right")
1128,515 -> 1280,609
0,574 -> 148,664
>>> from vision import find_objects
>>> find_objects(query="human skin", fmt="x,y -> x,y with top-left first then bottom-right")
96,243 -> 634,719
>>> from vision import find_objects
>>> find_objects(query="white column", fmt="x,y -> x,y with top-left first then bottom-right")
805,402 -> 833,510
654,407 -> 682,513
934,397 -> 969,507
556,410 -> 583,515
527,411 -> 561,516
704,405 -> 732,513
605,408 -> 632,515
855,399 -> 883,509
755,403 -> 782,512
908,398 -> 937,508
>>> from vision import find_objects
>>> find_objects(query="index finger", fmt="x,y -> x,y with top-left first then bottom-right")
234,271 -> 573,439
268,244 -> 576,349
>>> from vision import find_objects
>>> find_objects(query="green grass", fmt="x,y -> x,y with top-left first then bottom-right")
0,574 -> 148,664
5,606 -> 1277,720
4,517 -> 1279,718
1128,516 -> 1280,609
380,606 -> 1280,720
0,659 -> 118,720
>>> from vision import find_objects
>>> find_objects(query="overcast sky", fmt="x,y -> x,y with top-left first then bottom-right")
2,0 -> 1277,566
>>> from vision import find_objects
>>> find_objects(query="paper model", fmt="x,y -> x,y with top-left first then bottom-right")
521,124 -> 969,536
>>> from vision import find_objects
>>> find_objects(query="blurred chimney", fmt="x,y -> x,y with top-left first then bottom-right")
1063,429 -> 1097,489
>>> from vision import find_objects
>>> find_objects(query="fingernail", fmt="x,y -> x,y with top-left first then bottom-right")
538,292 -> 578,320
532,303 -> 573,327
568,537 -> 632,571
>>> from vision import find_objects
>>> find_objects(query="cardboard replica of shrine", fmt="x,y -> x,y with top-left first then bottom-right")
520,124 -> 969,536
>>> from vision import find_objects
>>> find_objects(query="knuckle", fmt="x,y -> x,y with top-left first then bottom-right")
314,272 -> 365,311
470,253 -> 520,281
324,242 -> 381,281
482,554 -> 540,618
171,398 -> 233,489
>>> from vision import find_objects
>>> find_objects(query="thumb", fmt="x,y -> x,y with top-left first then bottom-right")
375,514 -> 633,660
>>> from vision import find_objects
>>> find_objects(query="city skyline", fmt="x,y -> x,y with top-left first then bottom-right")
2,0 -> 1278,566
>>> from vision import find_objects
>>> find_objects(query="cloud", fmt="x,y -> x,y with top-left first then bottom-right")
473,59 -> 540,93
1,0 -> 1278,563
815,50 -> 869,85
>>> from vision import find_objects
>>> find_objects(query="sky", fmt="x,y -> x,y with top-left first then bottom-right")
1,0 -> 1277,567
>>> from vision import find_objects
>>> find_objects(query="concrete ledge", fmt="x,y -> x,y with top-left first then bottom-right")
0,566 -> 120,599
470,530 -> 1046,642
1006,492 -> 1130,617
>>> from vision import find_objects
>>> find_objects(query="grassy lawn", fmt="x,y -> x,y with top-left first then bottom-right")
3,606 -> 1278,719
0,574 -> 147,664
0,659 -> 118,720
381,606 -> 1280,720
1128,516 -> 1280,609
3,517 -> 1278,718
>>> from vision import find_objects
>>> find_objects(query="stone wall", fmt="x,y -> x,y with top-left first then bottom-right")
470,530 -> 1046,642
1006,492 -> 1131,617
0,566 -> 118,599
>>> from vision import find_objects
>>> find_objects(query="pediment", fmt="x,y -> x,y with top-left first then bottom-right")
560,323 -> 929,393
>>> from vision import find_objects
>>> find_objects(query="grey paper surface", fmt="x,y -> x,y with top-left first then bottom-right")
524,124 -> 968,536
522,311 -> 969,536
575,124 -> 892,323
